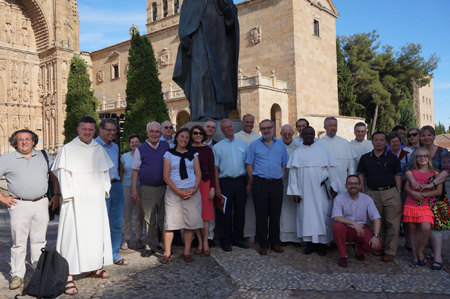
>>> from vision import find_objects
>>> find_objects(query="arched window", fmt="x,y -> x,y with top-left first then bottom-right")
270,104 -> 282,138
152,3 -> 158,21
163,0 -> 168,17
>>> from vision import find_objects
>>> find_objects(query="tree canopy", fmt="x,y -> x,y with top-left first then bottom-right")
63,55 -> 99,143
338,30 -> 440,134
122,32 -> 169,152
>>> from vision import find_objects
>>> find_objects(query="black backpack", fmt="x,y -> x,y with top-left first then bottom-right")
15,248 -> 69,299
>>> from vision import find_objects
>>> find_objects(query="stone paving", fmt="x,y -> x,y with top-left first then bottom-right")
0,209 -> 449,299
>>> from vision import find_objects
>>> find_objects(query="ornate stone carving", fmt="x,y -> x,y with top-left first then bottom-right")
250,26 -> 261,44
0,60 -> 5,71
96,69 -> 104,83
129,24 -> 139,39
158,48 -> 173,67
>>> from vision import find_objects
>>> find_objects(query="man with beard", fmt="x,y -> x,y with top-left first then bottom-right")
332,175 -> 381,268
287,126 -> 342,256
246,119 -> 288,255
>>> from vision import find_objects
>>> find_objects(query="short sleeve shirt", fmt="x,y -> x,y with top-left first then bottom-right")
332,192 -> 381,227
163,151 -> 199,189
120,151 -> 138,186
356,150 -> 402,189
246,138 -> 288,179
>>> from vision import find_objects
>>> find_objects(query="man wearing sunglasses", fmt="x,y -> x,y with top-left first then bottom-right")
160,121 -> 175,148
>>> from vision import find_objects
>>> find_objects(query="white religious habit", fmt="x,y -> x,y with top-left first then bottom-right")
52,137 -> 114,275
317,135 -> 356,194
279,138 -> 302,243
287,142 -> 342,244
349,139 -> 373,163
235,130 -> 261,237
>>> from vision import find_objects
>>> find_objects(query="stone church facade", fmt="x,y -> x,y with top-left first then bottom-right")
0,0 -> 78,155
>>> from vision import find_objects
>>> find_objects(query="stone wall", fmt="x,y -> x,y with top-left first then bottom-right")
415,78 -> 434,129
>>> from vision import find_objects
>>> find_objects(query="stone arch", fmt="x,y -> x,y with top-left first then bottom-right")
176,110 -> 190,130
10,0 -> 50,51
270,103 -> 281,138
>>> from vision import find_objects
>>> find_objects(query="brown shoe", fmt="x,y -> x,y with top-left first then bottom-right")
184,254 -> 194,263
356,254 -> 365,261
195,248 -> 203,254
161,255 -> 170,264
259,248 -> 268,255
373,249 -> 384,256
203,249 -> 211,255
338,257 -> 347,268
271,245 -> 284,253
383,254 -> 394,262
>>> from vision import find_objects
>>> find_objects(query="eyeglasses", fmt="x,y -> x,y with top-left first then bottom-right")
346,182 -> 361,186
260,126 -> 273,131
407,133 -> 418,138
416,155 -> 429,159
17,138 -> 32,142
192,131 -> 204,136
164,126 -> 174,130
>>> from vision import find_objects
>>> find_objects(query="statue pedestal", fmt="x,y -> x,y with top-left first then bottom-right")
182,120 -> 242,143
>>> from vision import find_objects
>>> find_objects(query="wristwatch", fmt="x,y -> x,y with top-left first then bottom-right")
373,233 -> 380,238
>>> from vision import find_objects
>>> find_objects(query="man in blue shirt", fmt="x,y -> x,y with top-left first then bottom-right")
160,120 -> 175,147
96,119 -> 127,265
246,119 -> 289,255
213,119 -> 250,252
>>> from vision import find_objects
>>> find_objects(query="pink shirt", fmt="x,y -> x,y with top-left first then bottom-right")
332,192 -> 381,227
405,170 -> 436,207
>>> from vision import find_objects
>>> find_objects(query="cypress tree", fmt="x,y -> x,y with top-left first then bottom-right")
122,32 -> 169,152
63,55 -> 99,143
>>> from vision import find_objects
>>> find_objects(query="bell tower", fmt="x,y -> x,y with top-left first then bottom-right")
146,0 -> 182,27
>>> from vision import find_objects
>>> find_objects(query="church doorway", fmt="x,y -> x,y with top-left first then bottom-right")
270,104 -> 281,138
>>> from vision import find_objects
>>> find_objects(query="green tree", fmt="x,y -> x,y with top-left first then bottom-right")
63,55 -> 99,143
340,31 -> 440,134
336,38 -> 363,116
122,33 -> 169,152
435,121 -> 448,135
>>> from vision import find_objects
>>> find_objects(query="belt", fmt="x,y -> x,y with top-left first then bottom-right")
369,185 -> 395,191
17,194 -> 46,202
221,175 -> 245,180
149,184 -> 165,187
111,179 -> 120,184
255,176 -> 281,183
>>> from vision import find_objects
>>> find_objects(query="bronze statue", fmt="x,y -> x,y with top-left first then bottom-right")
173,0 -> 239,120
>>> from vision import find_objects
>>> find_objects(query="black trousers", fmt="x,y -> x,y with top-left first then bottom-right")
253,175 -> 283,248
216,176 -> 247,246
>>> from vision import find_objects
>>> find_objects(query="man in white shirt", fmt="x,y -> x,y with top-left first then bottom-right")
317,117 -> 356,194
349,122 -> 373,163
295,118 -> 317,143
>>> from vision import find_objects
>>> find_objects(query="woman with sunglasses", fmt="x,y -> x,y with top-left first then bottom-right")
190,125 -> 216,255
405,125 -> 450,270
162,128 -> 203,263
404,149 -> 442,268
404,128 -> 421,153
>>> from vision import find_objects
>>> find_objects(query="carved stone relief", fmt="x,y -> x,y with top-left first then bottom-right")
250,26 -> 261,44
158,48 -> 173,67
97,69 -> 104,84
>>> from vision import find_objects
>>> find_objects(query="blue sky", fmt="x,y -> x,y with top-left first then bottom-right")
78,0 -> 449,127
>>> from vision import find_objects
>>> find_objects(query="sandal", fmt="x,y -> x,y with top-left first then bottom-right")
431,262 -> 443,270
161,255 -> 170,264
418,256 -> 427,267
136,240 -> 144,250
86,269 -> 109,278
64,276 -> 79,295
114,258 -> 129,266
409,261 -> 419,268
121,242 -> 129,250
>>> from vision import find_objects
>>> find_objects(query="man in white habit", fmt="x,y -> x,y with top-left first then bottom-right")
317,117 -> 356,194
287,126 -> 342,256
234,114 -> 260,239
349,122 -> 373,163
52,116 -> 114,295
279,124 -> 302,245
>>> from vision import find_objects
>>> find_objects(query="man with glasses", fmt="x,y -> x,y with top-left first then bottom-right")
332,175 -> 381,268
96,119 -> 128,265
246,119 -> 288,255
160,121 -> 175,147
0,130 -> 60,290
131,122 -> 170,257
357,131 -> 402,262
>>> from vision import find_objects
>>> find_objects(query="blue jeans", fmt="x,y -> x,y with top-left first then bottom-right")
105,182 -> 125,261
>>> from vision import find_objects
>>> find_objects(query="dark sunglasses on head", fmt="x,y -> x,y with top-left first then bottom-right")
164,126 -> 174,130
407,133 -> 418,138
192,131 -> 204,136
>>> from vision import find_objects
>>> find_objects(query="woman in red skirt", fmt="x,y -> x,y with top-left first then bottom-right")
404,148 -> 442,268
190,125 -> 216,255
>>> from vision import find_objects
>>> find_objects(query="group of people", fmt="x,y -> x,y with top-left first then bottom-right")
1,114 -> 448,295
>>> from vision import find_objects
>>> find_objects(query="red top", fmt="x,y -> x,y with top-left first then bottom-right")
405,170 -> 436,206
192,145 -> 216,188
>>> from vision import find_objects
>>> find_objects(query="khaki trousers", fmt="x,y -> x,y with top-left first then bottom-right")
139,185 -> 166,251
367,188 -> 402,255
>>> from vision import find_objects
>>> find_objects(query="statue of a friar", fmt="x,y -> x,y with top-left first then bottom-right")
173,0 -> 239,121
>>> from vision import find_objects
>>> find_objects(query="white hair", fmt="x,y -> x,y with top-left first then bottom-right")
146,121 -> 161,131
